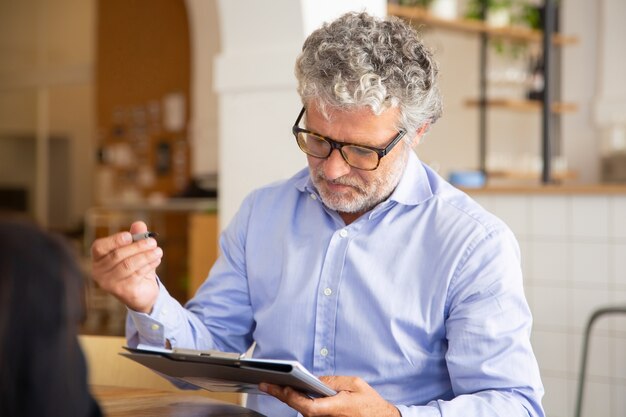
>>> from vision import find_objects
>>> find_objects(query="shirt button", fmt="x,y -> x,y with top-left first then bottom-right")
320,347 -> 329,357
339,229 -> 348,238
310,193 -> 317,200
323,287 -> 332,296
151,324 -> 160,331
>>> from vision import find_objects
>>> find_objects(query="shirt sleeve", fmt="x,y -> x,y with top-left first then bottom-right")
125,280 -> 215,348
397,226 -> 545,417
125,193 -> 257,353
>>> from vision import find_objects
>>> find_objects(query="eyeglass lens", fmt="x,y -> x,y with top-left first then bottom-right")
296,132 -> 379,170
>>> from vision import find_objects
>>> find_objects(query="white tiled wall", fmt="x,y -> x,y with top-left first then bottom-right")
473,193 -> 626,417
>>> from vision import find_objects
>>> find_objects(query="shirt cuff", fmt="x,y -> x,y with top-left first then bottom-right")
396,403 -> 442,417
126,278 -> 177,347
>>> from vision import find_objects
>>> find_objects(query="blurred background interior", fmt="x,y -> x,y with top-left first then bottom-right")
0,1 -> 624,416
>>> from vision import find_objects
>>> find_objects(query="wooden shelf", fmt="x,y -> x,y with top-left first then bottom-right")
388,4 -> 579,45
466,184 -> 626,195
389,2 -> 578,184
464,98 -> 578,113
487,169 -> 578,181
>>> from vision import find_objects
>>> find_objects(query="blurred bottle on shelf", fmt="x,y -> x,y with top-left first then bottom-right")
526,54 -> 544,101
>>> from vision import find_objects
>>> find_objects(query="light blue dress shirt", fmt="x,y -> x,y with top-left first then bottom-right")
127,151 -> 545,417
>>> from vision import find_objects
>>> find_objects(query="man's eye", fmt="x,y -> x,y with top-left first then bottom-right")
346,146 -> 374,157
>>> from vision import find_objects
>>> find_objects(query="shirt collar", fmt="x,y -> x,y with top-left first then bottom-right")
294,167 -> 314,194
389,150 -> 434,206
293,150 -> 434,207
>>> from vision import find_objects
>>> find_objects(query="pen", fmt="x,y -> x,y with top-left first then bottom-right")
131,231 -> 158,242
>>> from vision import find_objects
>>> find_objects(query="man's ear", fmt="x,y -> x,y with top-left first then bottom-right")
410,122 -> 430,147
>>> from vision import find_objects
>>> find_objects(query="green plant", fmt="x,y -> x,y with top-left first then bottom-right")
398,0 -> 434,8
465,0 -> 514,20
465,0 -> 551,29
464,0 -> 551,58
519,4 -> 541,29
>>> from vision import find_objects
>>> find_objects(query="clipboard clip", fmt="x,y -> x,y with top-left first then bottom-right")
173,348 -> 246,360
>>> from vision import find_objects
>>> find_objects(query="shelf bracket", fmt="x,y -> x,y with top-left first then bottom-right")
541,0 -> 556,184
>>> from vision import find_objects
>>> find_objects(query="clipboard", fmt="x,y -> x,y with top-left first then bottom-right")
120,346 -> 337,398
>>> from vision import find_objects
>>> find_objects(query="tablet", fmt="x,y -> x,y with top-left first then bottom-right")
120,346 -> 337,398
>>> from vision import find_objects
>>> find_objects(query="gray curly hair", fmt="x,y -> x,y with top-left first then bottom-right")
295,11 -> 442,137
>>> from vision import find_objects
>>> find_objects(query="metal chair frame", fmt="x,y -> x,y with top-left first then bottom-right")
574,305 -> 626,417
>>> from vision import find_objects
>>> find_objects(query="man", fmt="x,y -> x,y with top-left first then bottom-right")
92,12 -> 545,417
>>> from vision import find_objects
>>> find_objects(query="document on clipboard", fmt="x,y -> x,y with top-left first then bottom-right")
120,345 -> 337,398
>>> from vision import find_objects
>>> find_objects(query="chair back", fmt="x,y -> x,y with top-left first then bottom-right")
79,334 -> 242,405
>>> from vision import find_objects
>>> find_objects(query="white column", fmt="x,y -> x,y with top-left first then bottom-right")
185,0 -> 220,176
214,0 -> 385,228
594,0 -> 626,152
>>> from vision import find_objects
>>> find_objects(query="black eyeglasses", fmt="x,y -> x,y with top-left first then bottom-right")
291,107 -> 406,171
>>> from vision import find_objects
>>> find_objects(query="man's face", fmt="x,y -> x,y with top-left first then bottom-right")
304,104 -> 410,219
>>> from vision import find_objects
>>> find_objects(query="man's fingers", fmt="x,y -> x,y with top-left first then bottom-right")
260,384 -> 321,413
319,375 -> 363,392
91,231 -> 133,260
129,221 -> 148,235
106,244 -> 162,279
98,246 -> 162,302
88,222 -> 160,313
91,222 -> 148,261
92,238 -> 161,287
135,256 -> 162,279
261,377 -> 396,417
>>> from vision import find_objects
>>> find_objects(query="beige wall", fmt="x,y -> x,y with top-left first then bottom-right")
0,0 -> 96,229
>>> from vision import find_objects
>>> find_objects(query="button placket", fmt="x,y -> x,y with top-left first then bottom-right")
312,228 -> 351,374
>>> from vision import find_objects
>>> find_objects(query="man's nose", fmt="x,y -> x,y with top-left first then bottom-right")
323,149 -> 351,180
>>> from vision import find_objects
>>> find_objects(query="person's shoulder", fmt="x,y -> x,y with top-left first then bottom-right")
251,168 -> 308,194
242,167 -> 309,206
425,168 -> 508,236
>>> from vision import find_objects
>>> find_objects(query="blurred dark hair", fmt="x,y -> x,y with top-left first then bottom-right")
0,218 -> 101,417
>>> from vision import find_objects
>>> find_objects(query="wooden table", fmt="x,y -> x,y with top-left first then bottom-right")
92,385 -> 266,417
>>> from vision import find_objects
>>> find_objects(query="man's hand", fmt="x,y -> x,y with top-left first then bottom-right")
259,376 -> 401,417
91,221 -> 162,313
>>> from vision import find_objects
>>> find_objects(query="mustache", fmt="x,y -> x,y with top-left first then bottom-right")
314,169 -> 367,194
